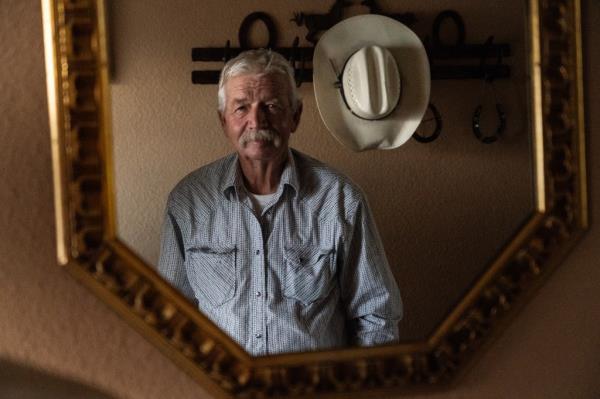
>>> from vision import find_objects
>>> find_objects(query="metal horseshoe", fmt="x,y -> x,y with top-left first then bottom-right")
238,12 -> 278,49
413,103 -> 443,143
472,102 -> 506,144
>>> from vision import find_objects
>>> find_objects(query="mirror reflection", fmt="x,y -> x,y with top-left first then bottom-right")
109,0 -> 533,353
159,47 -> 404,355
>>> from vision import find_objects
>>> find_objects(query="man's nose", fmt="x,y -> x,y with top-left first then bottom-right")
247,105 -> 268,128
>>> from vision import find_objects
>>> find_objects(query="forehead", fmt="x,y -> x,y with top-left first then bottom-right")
224,73 -> 290,102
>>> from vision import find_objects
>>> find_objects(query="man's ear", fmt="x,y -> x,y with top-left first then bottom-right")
218,110 -> 226,128
290,102 -> 303,133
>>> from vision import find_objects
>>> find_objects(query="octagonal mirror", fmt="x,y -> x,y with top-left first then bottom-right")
42,0 -> 587,397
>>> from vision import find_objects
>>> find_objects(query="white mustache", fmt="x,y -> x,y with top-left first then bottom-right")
239,129 -> 282,148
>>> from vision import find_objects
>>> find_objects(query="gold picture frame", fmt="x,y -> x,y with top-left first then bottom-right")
42,0 -> 587,397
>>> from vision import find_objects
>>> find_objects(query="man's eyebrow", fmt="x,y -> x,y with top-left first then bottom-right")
229,98 -> 250,109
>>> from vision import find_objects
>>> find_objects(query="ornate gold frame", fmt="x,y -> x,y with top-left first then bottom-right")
42,0 -> 587,397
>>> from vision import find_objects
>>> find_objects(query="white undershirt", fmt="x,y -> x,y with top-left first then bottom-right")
246,190 -> 277,215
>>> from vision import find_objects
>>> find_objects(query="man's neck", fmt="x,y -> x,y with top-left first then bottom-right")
238,152 -> 287,195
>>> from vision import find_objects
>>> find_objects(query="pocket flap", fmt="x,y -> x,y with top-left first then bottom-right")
186,245 -> 236,307
283,245 -> 336,306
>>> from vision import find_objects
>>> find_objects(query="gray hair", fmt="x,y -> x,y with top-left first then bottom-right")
217,49 -> 301,114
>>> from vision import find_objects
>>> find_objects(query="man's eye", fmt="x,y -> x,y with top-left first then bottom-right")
234,105 -> 247,113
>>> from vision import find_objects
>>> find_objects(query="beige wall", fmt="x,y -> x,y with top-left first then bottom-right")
0,0 -> 598,398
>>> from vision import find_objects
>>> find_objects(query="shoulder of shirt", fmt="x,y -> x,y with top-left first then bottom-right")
291,149 -> 366,208
166,153 -> 236,206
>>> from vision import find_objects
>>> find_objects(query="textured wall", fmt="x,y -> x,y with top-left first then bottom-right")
0,0 -> 599,398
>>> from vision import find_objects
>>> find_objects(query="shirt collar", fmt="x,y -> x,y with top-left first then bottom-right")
221,149 -> 299,199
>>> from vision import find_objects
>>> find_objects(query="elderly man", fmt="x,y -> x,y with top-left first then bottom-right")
158,49 -> 402,356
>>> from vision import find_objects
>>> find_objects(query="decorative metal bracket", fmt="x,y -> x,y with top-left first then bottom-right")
191,2 -> 511,86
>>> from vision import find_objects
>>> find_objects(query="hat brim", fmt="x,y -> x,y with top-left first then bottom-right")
313,14 -> 431,151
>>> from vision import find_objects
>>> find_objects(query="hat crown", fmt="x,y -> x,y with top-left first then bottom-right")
342,45 -> 401,120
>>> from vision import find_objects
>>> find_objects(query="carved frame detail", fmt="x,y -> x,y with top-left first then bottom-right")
42,0 -> 587,397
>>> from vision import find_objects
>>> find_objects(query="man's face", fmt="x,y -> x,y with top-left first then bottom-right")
219,73 -> 301,162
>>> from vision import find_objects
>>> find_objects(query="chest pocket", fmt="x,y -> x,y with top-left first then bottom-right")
185,246 -> 236,307
283,246 -> 336,306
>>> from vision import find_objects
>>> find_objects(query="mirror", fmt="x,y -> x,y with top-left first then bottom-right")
42,0 -> 587,396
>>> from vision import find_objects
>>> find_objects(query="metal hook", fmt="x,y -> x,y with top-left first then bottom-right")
297,50 -> 307,87
289,37 -> 306,87
222,40 -> 231,63
472,40 -> 506,144
479,36 -> 502,82
289,37 -> 299,66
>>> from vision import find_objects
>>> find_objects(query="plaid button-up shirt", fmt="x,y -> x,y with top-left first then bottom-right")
158,149 -> 402,356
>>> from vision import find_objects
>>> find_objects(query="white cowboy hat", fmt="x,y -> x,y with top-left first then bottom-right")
313,14 -> 430,151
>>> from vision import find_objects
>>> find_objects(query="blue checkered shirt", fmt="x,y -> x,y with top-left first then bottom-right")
158,149 -> 402,355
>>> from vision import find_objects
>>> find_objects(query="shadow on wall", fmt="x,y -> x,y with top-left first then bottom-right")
0,359 -> 117,399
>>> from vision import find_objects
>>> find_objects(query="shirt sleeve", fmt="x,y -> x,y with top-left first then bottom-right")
158,203 -> 196,301
339,194 -> 403,347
